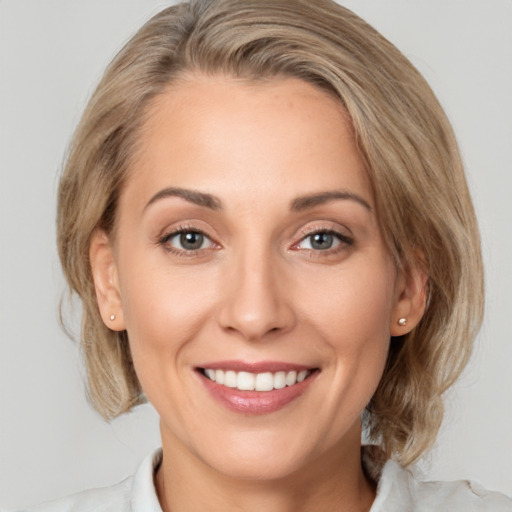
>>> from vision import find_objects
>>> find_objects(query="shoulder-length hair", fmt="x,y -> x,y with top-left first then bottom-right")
57,0 -> 483,465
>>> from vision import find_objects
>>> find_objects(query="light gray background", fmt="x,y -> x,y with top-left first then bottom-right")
1,0 -> 511,509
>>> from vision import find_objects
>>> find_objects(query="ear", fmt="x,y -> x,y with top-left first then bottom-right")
390,257 -> 428,337
89,229 -> 126,331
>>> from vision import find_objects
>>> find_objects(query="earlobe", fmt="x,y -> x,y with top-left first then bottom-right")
89,229 -> 126,331
390,259 -> 428,337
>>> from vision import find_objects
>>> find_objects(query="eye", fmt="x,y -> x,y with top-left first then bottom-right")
296,230 -> 352,251
301,232 -> 338,250
161,229 -> 215,252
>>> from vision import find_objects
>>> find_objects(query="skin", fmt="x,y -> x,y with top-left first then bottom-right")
90,75 -> 426,512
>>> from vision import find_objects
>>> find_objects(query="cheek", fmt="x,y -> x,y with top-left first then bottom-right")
300,256 -> 396,399
116,251 -> 219,381
301,255 -> 396,344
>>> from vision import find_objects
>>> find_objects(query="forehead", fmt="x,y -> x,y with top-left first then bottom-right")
125,74 -> 372,211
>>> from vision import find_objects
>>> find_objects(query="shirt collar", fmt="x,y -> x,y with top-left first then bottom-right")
129,446 -> 405,512
130,448 -> 163,512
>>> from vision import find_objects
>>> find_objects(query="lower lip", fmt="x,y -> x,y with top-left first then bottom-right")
198,370 -> 317,415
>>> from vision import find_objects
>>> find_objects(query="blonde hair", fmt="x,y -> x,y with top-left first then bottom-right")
58,0 -> 483,465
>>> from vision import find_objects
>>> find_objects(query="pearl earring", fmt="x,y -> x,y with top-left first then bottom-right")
398,317 -> 407,326
110,314 -> 116,321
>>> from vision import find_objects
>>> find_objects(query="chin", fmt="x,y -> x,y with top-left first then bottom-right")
186,423 -> 339,483
204,446 -> 310,482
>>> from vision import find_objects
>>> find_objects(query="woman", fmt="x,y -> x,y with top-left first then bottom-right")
15,0 -> 511,510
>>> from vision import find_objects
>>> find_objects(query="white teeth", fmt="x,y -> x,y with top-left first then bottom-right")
237,371 -> 255,391
285,370 -> 297,386
204,368 -> 311,391
224,370 -> 237,388
255,372 -> 274,391
297,370 -> 308,382
273,371 -> 286,389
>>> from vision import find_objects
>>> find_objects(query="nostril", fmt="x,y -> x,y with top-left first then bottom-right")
216,275 -> 296,340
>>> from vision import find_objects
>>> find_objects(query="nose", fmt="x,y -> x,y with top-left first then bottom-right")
217,247 -> 296,341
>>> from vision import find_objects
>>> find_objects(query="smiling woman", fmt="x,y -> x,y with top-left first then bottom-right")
10,0 -> 511,511
88,77 -> 409,495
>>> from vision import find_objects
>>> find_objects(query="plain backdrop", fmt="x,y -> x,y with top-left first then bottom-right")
1,0 -> 511,509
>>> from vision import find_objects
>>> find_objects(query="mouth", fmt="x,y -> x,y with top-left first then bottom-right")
200,368 -> 313,391
196,362 -> 319,414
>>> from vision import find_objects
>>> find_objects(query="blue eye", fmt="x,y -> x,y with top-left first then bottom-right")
297,230 -> 351,251
163,230 -> 213,251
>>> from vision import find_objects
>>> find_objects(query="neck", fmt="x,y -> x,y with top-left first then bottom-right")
155,425 -> 376,512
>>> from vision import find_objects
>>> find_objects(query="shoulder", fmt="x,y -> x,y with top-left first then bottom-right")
373,457 -> 512,512
19,477 -> 132,512
18,449 -> 163,512
362,446 -> 511,511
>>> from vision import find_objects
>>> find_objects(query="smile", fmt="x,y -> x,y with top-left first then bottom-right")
197,363 -> 319,414
202,368 -> 312,392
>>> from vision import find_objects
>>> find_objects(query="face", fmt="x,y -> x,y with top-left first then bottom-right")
92,75 -> 418,480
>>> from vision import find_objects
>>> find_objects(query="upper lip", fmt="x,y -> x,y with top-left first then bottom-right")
196,360 -> 315,373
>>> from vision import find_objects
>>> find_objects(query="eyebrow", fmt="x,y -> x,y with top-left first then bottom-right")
290,190 -> 372,212
144,186 -> 371,213
144,187 -> 223,211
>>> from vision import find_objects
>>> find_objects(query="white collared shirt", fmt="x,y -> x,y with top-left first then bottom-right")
17,448 -> 512,511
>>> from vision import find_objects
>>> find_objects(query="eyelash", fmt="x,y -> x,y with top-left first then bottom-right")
158,225 -> 217,256
157,226 -> 354,258
292,229 -> 354,255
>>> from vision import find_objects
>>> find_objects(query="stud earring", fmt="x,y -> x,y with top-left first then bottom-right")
398,317 -> 407,326
110,314 -> 116,321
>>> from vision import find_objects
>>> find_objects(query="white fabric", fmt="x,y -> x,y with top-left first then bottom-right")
19,448 -> 512,511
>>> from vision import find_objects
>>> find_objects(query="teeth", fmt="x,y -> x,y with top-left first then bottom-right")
224,370 -> 237,388
237,371 -> 255,391
285,371 -> 297,386
274,371 -> 286,389
255,372 -> 274,391
203,368 -> 311,391
297,370 -> 308,382
215,369 -> 224,385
